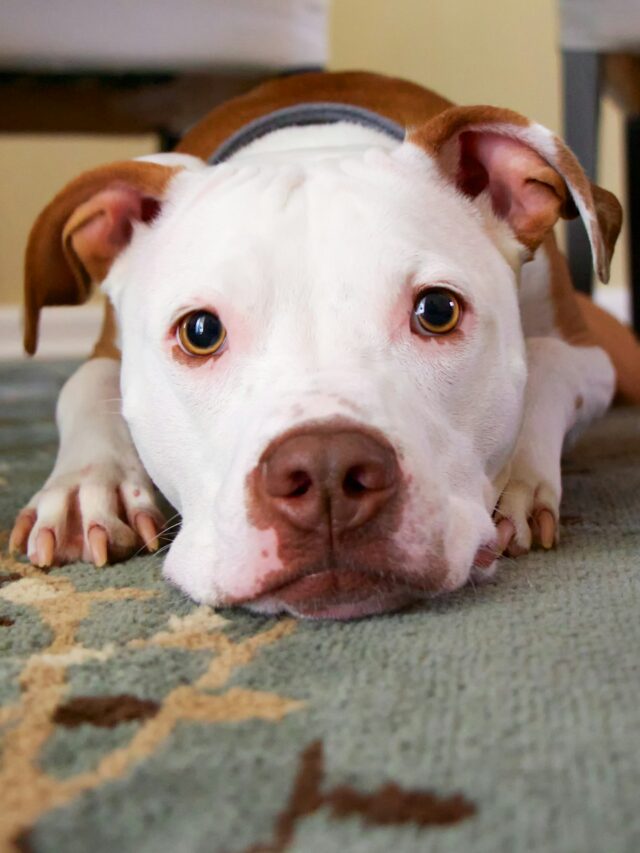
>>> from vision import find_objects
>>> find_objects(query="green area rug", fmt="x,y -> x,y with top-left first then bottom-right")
1,360 -> 639,853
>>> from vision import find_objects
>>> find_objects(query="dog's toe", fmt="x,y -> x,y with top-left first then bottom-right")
13,470 -> 165,568
9,509 -> 37,556
495,477 -> 560,558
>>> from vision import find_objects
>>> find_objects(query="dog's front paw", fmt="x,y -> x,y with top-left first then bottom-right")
495,464 -> 560,558
9,464 -> 164,569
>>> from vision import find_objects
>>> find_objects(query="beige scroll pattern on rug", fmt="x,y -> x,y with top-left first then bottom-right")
0,536 -> 303,852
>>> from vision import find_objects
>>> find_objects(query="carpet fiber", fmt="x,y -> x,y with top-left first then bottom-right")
1,361 -> 639,853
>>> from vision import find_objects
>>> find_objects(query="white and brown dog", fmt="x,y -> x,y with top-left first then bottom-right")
10,72 -> 640,619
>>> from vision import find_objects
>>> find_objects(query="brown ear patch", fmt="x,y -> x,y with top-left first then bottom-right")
590,183 -> 623,279
62,187 -> 161,286
409,106 -> 622,282
24,160 -> 178,355
409,104 -> 530,156
457,130 -> 571,253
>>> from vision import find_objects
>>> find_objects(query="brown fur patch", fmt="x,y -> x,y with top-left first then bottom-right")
408,103 -> 529,156
589,183 -> 623,276
408,104 -> 622,283
551,142 -> 622,283
544,230 -> 640,404
177,71 -> 452,161
0,616 -> 15,627
24,161 -> 178,355
0,572 -> 23,587
575,293 -> 640,405
53,695 -> 160,728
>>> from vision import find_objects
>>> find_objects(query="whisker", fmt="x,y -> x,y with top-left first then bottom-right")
153,542 -> 173,558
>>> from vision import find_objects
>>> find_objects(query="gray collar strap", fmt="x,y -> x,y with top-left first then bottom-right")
208,102 -> 405,165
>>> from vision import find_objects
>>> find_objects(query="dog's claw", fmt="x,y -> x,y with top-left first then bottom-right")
35,528 -> 55,568
507,538 -> 529,558
496,518 -> 515,554
88,525 -> 109,568
536,508 -> 556,549
135,512 -> 160,552
9,511 -> 36,555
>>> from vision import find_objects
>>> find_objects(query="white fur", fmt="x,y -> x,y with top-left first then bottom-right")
518,247 -> 558,338
496,338 -> 615,549
23,358 -> 159,563
21,120 -> 616,616
105,135 -> 528,607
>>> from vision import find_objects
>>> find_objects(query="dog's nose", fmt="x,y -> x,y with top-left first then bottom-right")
259,429 -> 399,534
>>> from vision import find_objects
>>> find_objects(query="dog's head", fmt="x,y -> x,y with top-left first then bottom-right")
24,106 -> 620,618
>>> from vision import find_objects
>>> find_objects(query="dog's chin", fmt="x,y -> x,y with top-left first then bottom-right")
243,568 -> 423,620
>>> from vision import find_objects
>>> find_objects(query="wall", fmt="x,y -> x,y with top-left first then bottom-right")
0,135 -> 156,307
0,0 -> 628,313
331,0 -> 561,128
330,0 -> 628,296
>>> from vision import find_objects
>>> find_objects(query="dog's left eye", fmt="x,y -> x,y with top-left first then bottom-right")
177,311 -> 227,356
413,288 -> 461,335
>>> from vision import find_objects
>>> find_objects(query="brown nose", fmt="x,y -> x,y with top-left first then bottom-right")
259,428 -> 399,535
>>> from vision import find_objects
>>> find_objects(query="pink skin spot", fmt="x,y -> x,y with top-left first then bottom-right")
133,488 -> 141,498
261,549 -> 269,558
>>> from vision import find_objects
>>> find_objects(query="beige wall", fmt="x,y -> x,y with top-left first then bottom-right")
331,0 -> 561,129
0,0 -> 627,308
0,134 -> 156,306
330,0 -> 627,292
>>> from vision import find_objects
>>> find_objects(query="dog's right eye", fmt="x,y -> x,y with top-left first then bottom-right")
177,311 -> 227,356
412,288 -> 461,336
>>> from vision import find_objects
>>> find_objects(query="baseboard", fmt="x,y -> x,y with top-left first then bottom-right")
0,304 -> 103,361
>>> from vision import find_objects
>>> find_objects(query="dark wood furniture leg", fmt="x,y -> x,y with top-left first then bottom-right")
626,113 -> 640,333
562,50 -> 601,295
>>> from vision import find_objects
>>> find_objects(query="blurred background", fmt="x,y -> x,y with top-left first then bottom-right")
0,0 -> 635,357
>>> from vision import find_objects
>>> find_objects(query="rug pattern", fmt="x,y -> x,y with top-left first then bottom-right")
1,361 -> 639,853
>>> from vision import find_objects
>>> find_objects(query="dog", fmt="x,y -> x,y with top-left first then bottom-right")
10,71 -> 640,619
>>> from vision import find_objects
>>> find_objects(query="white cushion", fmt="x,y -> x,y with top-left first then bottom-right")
560,0 -> 640,51
0,0 -> 328,70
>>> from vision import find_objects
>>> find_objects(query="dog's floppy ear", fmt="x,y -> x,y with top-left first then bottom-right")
409,106 -> 622,282
23,159 -> 182,354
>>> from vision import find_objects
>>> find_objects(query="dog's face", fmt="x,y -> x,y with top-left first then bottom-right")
27,102 -> 615,618
104,144 -> 527,617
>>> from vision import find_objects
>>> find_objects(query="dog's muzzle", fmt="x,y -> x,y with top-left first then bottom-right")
243,423 -> 432,618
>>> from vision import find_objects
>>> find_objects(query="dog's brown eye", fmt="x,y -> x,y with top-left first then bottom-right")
178,311 -> 227,356
413,288 -> 461,335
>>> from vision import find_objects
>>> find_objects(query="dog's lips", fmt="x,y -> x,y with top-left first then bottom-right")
249,568 -> 422,620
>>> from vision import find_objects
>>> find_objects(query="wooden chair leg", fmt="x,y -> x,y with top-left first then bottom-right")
626,114 -> 640,334
562,50 -> 602,296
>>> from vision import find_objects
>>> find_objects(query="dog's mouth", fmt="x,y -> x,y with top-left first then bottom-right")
244,567 -> 428,620
238,534 -> 499,620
